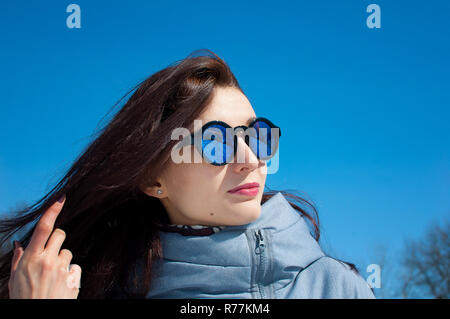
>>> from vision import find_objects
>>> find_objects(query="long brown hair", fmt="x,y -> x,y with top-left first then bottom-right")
0,49 -> 353,299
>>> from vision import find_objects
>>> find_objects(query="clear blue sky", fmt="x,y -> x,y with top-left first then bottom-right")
0,1 -> 449,294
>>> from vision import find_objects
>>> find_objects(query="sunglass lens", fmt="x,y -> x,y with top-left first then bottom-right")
249,120 -> 280,160
202,125 -> 234,165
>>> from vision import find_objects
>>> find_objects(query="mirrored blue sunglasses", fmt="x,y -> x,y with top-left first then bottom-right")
175,117 -> 281,166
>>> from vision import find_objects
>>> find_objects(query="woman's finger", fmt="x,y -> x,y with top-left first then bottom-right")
67,264 -> 82,289
58,249 -> 73,267
10,241 -> 24,276
44,228 -> 66,257
26,195 -> 66,255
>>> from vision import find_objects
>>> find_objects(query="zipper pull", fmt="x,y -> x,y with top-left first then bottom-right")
255,229 -> 265,254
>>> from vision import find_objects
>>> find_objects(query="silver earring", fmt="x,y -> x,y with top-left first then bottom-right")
157,189 -> 163,195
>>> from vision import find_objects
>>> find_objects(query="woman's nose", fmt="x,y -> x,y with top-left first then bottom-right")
231,133 -> 260,170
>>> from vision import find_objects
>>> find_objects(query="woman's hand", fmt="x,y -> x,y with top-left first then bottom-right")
8,195 -> 82,299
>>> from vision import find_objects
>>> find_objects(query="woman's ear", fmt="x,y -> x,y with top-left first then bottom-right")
140,180 -> 166,198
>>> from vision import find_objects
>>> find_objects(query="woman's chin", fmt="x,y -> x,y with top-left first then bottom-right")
225,207 -> 261,226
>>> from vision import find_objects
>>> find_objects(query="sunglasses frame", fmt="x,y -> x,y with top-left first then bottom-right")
175,116 -> 282,166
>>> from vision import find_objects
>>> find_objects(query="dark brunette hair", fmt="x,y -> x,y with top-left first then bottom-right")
0,49 -> 356,299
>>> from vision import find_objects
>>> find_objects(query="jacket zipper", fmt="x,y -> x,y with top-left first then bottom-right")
254,229 -> 266,298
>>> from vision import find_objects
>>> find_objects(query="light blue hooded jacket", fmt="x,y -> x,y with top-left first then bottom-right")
146,192 -> 375,299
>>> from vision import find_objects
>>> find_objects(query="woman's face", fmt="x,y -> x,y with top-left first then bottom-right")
146,86 -> 268,226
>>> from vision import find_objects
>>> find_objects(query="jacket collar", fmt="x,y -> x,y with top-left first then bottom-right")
146,192 -> 325,298
156,192 -> 321,267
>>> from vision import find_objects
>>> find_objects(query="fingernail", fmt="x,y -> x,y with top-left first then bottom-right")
14,240 -> 19,250
57,195 -> 66,203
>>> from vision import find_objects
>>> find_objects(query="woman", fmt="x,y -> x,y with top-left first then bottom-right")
0,49 -> 375,299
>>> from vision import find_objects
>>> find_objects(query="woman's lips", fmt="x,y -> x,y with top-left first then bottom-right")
227,183 -> 260,196
229,187 -> 259,196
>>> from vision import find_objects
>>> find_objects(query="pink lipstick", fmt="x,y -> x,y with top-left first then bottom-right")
227,182 -> 260,197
